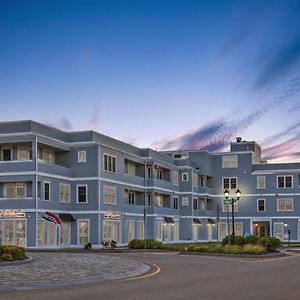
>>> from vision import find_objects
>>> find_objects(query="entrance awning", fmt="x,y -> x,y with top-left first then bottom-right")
59,213 -> 75,222
193,218 -> 201,225
208,218 -> 215,224
164,217 -> 175,224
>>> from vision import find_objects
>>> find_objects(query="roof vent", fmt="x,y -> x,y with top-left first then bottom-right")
236,137 -> 242,143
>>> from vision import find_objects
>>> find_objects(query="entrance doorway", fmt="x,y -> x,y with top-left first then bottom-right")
253,222 -> 270,237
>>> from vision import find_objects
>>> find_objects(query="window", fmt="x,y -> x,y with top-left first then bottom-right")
174,222 -> 179,241
274,223 -> 284,240
126,162 -> 136,176
173,153 -> 188,159
155,167 -> 163,180
193,198 -> 198,210
39,149 -> 55,164
222,200 -> 238,212
78,151 -> 86,163
199,198 -> 205,210
59,183 -> 71,203
223,177 -> 237,190
78,220 -> 89,245
103,220 -> 121,242
147,166 -> 152,178
182,196 -> 189,206
2,148 -> 12,161
277,175 -> 293,188
137,221 -> 144,240
173,171 -> 179,186
173,197 -> 179,210
257,199 -> 265,212
147,193 -> 152,206
182,173 -> 189,182
38,220 -> 56,246
0,219 -> 26,246
277,198 -> 293,211
218,223 -> 242,239
200,176 -> 205,187
155,194 -> 163,207
77,185 -> 87,203
60,222 -> 71,246
156,221 -> 163,240
18,147 -> 31,160
44,182 -> 50,201
126,221 -> 135,242
103,186 -> 117,205
257,176 -> 266,189
218,223 -> 227,240
128,192 -> 135,205
222,155 -> 238,168
103,154 -> 116,172
192,173 -> 198,188
4,183 -> 26,198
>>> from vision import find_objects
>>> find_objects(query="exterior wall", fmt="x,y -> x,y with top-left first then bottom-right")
0,120 -> 300,248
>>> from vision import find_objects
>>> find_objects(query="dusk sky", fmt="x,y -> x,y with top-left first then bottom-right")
1,0 -> 300,162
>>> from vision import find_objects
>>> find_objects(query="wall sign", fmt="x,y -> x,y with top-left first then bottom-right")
104,211 -> 122,220
0,209 -> 25,218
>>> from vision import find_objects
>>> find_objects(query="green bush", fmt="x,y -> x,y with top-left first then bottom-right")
258,237 -> 281,251
244,235 -> 259,244
0,246 -> 25,260
234,236 -> 245,245
1,253 -> 13,261
222,235 -> 237,245
128,239 -> 163,249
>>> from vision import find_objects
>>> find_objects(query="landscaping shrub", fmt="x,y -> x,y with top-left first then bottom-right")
234,236 -> 245,245
258,237 -> 281,251
244,235 -> 259,244
1,253 -> 13,261
0,246 -> 25,260
128,239 -> 163,249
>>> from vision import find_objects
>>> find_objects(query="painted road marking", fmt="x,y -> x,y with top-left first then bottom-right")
120,264 -> 161,282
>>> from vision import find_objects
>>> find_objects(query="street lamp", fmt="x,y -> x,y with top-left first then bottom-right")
224,188 -> 241,236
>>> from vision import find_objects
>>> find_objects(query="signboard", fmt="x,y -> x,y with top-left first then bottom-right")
104,211 -> 122,220
224,199 -> 232,205
0,209 -> 25,218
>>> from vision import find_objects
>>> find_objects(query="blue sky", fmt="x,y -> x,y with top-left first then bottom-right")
1,0 -> 300,162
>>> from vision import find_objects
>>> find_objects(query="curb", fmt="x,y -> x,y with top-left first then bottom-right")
179,251 -> 286,259
0,256 -> 34,267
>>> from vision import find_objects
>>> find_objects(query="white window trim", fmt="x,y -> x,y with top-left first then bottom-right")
256,175 -> 266,189
77,219 -> 90,245
222,177 -> 238,190
4,182 -> 27,198
257,198 -> 266,212
277,198 -> 294,212
1,146 -> 13,161
126,220 -> 135,242
43,181 -> 51,202
59,183 -> 71,204
222,154 -> 238,168
182,196 -> 189,206
182,172 -> 189,182
17,147 -> 30,161
103,185 -> 117,205
103,153 -> 117,173
76,184 -> 88,204
78,151 -> 87,163
277,175 -> 293,189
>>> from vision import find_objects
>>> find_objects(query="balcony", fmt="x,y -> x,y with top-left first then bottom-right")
38,162 -> 72,177
0,160 -> 35,173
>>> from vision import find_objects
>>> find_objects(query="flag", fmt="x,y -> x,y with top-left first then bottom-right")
42,211 -> 61,225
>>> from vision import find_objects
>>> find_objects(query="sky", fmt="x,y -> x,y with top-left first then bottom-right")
1,0 -> 300,163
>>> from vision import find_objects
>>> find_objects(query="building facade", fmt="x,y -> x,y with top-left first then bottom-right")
0,120 -> 299,248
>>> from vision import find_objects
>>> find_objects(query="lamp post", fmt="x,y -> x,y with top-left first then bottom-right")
224,188 -> 241,236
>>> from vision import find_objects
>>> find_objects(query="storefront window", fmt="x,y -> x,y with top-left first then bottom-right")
60,222 -> 71,245
4,220 -> 14,244
38,220 -> 56,246
79,220 -> 89,245
0,219 -> 26,246
16,220 -> 25,246
103,220 -> 121,242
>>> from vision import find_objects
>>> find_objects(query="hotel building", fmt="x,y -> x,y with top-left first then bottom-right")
0,120 -> 299,248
